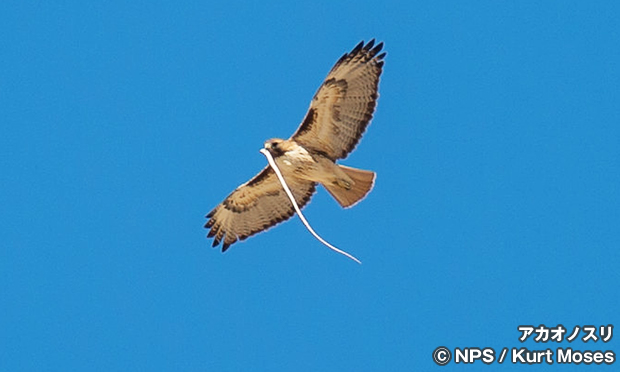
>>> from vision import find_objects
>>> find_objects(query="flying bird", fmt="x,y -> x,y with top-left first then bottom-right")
205,40 -> 385,252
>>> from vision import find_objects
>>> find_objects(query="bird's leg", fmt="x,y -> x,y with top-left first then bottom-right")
324,161 -> 353,190
333,178 -> 352,190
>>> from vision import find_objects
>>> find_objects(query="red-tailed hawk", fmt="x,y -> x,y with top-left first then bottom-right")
205,40 -> 385,251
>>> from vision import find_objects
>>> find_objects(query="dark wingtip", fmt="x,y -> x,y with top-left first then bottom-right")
364,39 -> 375,51
222,242 -> 230,252
211,237 -> 220,248
351,40 -> 364,54
371,42 -> 384,56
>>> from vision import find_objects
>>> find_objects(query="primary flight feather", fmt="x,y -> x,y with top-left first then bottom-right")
205,40 -> 386,252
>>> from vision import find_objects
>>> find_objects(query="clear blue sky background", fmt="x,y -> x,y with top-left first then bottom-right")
1,1 -> 618,371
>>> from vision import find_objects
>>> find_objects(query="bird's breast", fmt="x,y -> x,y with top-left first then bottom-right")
272,145 -> 317,176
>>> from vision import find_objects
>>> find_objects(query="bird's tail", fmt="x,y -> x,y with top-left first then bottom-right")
323,165 -> 376,208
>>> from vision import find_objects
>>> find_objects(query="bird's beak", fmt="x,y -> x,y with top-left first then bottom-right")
262,142 -> 273,154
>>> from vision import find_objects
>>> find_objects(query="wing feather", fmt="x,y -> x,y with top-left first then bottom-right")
292,40 -> 385,160
205,167 -> 316,251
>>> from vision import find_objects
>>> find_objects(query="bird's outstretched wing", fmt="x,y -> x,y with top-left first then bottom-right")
292,40 -> 385,160
205,167 -> 316,251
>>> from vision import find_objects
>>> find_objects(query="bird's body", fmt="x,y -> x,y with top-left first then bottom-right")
206,40 -> 385,251
264,138 -> 376,208
264,139 -> 317,178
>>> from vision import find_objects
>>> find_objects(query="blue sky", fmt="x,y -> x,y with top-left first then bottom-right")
1,1 -> 619,370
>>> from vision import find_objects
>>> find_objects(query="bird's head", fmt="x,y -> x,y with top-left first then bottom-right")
263,138 -> 286,157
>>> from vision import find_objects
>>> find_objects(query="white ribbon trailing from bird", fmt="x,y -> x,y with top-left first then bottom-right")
260,148 -> 362,264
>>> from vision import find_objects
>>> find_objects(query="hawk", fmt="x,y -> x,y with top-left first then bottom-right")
205,40 -> 385,252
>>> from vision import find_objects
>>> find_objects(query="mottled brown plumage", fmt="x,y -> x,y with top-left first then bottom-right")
206,40 -> 385,252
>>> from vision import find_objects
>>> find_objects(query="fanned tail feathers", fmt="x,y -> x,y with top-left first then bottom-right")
324,165 -> 375,208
